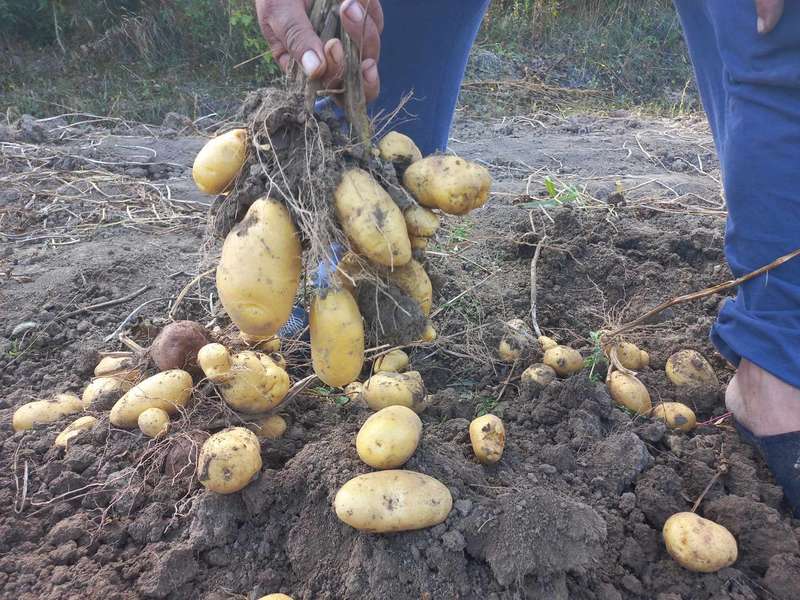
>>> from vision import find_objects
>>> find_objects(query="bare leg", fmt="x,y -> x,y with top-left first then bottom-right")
726,360 -> 800,436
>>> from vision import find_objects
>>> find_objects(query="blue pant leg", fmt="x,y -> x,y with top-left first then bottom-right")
683,1 -> 800,387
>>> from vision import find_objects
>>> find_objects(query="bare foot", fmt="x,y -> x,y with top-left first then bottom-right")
725,359 -> 800,436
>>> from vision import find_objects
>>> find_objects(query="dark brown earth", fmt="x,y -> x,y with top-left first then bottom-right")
1,107 -> 799,599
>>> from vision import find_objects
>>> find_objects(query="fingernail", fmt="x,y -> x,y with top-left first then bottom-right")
757,17 -> 765,33
302,50 -> 321,76
331,40 -> 344,64
363,59 -> 378,84
278,54 -> 291,72
344,0 -> 365,22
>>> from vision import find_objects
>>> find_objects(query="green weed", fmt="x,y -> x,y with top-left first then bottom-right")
475,395 -> 499,417
584,330 -> 607,382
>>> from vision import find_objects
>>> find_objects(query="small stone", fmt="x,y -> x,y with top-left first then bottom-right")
454,499 -> 473,517
618,492 -> 636,514
441,530 -> 466,552
76,320 -> 92,334
539,464 -> 558,475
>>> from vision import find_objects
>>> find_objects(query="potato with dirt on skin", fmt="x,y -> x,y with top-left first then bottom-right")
13,393 -> 84,432
334,470 -> 453,533
651,402 -> 697,432
663,512 -> 737,573
538,335 -> 558,352
498,319 -> 532,363
521,363 -> 557,388
54,416 -> 98,448
387,259 -> 433,316
335,168 -> 412,267
378,131 -> 423,166
197,343 -> 289,413
615,341 -> 650,371
410,236 -> 430,251
247,414 -> 287,440
420,321 -> 437,342
150,320 -> 209,373
138,407 -> 170,438
357,405 -> 422,469
666,349 -> 719,388
374,348 -> 410,373
197,427 -> 262,494
310,287 -> 365,388
344,381 -> 364,402
81,376 -> 133,410
216,198 -> 302,338
94,355 -> 142,381
109,369 -> 193,428
403,155 -> 491,216
607,371 -> 652,415
362,371 -> 426,412
543,345 -> 583,377
192,128 -> 248,194
404,204 -> 440,238
469,414 -> 506,464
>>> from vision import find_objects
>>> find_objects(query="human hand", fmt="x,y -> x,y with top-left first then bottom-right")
756,0 -> 784,33
254,0 -> 383,102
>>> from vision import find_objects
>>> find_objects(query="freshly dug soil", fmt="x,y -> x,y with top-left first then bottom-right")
2,110 -> 799,600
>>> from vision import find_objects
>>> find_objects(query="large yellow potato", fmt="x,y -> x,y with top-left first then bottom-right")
192,128 -> 248,194
197,427 -> 262,494
663,512 -> 737,572
247,414 -> 287,439
615,341 -> 649,370
607,371 -> 652,415
334,470 -> 452,532
651,402 -> 697,432
387,259 -> 433,316
81,377 -> 133,410
403,155 -> 491,215
334,168 -> 412,267
469,414 -> 505,464
543,345 -> 583,377
197,343 -> 289,413
13,393 -> 84,432
666,350 -> 719,387
362,371 -> 426,412
521,363 -> 557,387
54,416 -> 98,448
94,355 -> 142,381
310,287 -> 365,387
138,407 -> 170,438
356,406 -> 422,469
403,205 -> 440,237
110,370 -> 193,428
378,131 -> 422,165
216,198 -> 301,337
374,349 -> 410,373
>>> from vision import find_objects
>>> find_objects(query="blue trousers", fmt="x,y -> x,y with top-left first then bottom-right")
674,1 -> 800,388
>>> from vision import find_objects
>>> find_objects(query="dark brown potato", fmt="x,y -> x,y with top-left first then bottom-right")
150,320 -> 209,374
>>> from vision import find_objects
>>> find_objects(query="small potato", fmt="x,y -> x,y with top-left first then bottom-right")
150,320 -> 209,373
197,427 -> 262,494
538,336 -> 558,352
94,355 -> 142,381
248,414 -> 287,439
374,349 -> 410,373
410,236 -> 429,251
387,260 -> 433,316
335,168 -> 412,267
258,594 -> 294,600
81,377 -> 133,410
615,341 -> 649,371
666,350 -> 719,388
344,381 -> 364,402
498,319 -> 532,363
310,287 -> 365,387
378,131 -> 423,166
651,402 -> 697,432
421,321 -> 437,342
521,363 -> 557,388
663,512 -> 737,573
138,407 -> 170,438
607,371 -> 652,415
469,414 -> 505,464
403,205 -> 440,237
239,332 -> 282,353
334,470 -> 452,532
356,405 -> 422,469
13,393 -> 84,432
217,198 -> 302,337
543,345 -> 583,377
403,156 -> 491,216
197,344 -> 289,413
362,371 -> 426,412
54,416 -> 98,448
110,370 -> 193,428
192,128 -> 248,194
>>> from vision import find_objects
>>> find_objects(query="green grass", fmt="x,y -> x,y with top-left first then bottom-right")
475,395 -> 499,417
584,330 -> 607,382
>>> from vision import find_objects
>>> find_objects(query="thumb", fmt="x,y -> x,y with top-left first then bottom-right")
756,0 -> 784,33
270,1 -> 327,77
